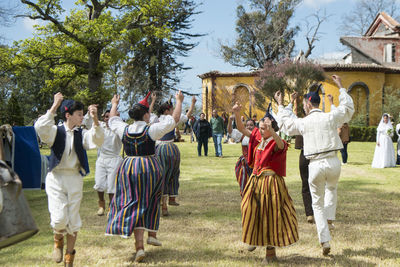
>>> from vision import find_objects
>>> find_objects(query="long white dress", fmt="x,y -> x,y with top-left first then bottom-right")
371,115 -> 396,168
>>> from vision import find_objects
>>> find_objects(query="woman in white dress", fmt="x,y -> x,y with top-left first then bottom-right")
396,116 -> 400,165
372,114 -> 396,168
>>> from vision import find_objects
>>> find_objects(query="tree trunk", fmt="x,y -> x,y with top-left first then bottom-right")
88,48 -> 103,108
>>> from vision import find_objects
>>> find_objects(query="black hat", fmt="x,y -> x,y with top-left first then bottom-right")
263,103 -> 276,122
60,99 -> 76,114
304,84 -> 322,104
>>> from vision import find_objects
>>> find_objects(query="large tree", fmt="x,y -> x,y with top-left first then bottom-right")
339,0 -> 400,36
15,0 -> 177,110
121,0 -> 202,106
220,0 -> 301,69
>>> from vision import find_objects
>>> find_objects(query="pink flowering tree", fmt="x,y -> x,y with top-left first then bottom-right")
255,59 -> 325,110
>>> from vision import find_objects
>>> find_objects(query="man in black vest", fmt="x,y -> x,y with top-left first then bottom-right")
35,92 -> 104,267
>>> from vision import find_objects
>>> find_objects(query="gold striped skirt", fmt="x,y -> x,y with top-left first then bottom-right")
241,170 -> 299,247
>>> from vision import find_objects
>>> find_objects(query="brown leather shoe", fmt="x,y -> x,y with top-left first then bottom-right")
64,249 -> 76,267
307,215 -> 315,224
322,242 -> 331,256
162,207 -> 169,216
53,236 -> 64,263
168,197 -> 180,206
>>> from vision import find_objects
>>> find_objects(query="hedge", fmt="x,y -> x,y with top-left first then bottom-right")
350,126 -> 398,142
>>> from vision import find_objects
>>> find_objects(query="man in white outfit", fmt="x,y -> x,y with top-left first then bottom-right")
84,110 -> 123,216
276,75 -> 354,256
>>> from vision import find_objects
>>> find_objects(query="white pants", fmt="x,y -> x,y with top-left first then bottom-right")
45,170 -> 83,235
308,155 -> 341,243
94,156 -> 122,194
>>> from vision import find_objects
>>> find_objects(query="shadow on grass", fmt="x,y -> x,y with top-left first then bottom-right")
282,253 -> 375,266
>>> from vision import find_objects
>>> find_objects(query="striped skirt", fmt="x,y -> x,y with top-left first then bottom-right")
155,143 -> 181,196
235,155 -> 252,197
105,156 -> 163,237
241,170 -> 299,247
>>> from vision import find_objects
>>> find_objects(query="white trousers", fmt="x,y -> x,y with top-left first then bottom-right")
94,156 -> 122,194
45,170 -> 83,235
308,155 -> 341,243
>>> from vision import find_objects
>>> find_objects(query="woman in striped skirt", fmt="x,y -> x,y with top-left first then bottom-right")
233,102 -> 298,263
227,114 -> 256,197
156,96 -> 196,216
105,91 -> 184,262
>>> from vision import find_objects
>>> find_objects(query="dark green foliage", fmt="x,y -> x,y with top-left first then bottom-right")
349,126 -> 377,142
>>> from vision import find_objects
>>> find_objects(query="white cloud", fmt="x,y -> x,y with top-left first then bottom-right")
22,17 -> 43,32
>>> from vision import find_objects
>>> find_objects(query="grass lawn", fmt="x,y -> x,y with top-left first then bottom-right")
1,137 -> 400,266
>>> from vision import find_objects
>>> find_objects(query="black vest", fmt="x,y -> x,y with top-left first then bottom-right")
122,125 -> 155,156
48,125 -> 90,176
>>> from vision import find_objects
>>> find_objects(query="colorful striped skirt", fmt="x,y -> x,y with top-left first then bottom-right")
235,155 -> 252,197
155,142 -> 181,197
241,170 -> 299,247
105,155 -> 163,237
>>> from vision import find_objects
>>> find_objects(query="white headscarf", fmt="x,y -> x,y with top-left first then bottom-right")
377,113 -> 393,132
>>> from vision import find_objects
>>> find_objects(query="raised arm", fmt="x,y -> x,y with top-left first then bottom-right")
265,118 -> 284,150
232,102 -> 252,137
185,96 -> 197,118
329,75 -> 354,124
83,104 -> 104,149
149,92 -> 157,114
275,91 -> 303,136
110,94 -> 120,118
172,91 -> 184,123
227,114 -> 234,135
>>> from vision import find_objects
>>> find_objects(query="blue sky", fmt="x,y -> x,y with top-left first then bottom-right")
1,0 -> 360,103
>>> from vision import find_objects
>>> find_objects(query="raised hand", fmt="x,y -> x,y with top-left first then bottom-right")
54,92 -> 64,107
232,102 -> 242,113
191,95 -> 197,104
176,91 -> 184,102
88,104 -> 98,119
290,92 -> 298,104
151,92 -> 157,102
327,94 -> 334,104
274,91 -> 283,105
111,94 -> 120,106
332,75 -> 343,88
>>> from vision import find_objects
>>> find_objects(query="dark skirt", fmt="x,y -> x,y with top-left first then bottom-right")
235,155 -> 252,197
155,142 -> 181,196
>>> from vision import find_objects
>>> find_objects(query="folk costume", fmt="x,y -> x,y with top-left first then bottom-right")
230,129 -> 253,197
105,93 -> 176,237
241,107 -> 298,248
278,86 -> 354,248
35,101 -> 104,236
83,113 -> 123,214
372,114 -> 396,168
156,110 -> 188,202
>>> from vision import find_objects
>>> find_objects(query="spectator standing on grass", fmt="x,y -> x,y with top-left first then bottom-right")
210,110 -> 224,157
193,112 -> 212,156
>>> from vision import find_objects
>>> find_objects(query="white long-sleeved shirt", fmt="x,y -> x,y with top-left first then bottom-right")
277,88 -> 354,159
109,115 -> 176,142
35,110 -> 104,172
156,114 -> 188,144
83,114 -> 122,158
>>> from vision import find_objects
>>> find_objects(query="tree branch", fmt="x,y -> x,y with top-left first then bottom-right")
20,0 -> 85,45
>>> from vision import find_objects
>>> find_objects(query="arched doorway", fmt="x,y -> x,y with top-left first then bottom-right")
348,82 -> 370,126
232,84 -> 252,118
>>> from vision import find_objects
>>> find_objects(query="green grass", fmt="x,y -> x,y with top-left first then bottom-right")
1,138 -> 400,266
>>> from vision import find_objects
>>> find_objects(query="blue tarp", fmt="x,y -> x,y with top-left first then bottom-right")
12,126 -> 42,189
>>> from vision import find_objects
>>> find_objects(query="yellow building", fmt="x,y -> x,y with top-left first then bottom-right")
198,12 -> 400,126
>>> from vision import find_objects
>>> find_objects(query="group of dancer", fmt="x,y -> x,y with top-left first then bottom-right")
35,74 -> 354,265
229,74 -> 354,262
35,91 -> 195,266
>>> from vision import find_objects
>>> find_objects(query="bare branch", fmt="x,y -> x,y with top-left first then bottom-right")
303,10 -> 331,58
